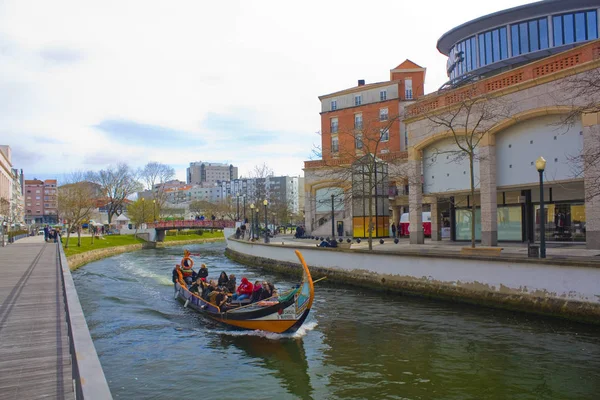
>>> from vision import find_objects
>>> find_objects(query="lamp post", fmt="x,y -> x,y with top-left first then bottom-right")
236,193 -> 240,221
243,195 -> 247,222
331,194 -> 336,238
263,199 -> 269,243
250,203 -> 255,240
153,199 -> 156,222
255,207 -> 260,241
535,157 -> 547,258
141,198 -> 145,227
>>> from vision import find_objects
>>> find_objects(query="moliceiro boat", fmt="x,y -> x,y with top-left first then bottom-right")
173,250 -> 315,334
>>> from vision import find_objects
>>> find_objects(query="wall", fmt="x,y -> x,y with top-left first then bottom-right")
226,237 -> 600,323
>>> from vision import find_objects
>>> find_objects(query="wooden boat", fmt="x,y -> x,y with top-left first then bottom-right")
173,250 -> 314,334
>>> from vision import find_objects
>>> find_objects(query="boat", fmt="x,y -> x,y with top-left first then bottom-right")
173,250 -> 315,334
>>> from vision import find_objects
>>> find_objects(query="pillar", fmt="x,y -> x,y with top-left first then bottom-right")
479,134 -> 498,246
408,148 -> 424,244
583,112 -> 600,249
430,199 -> 441,241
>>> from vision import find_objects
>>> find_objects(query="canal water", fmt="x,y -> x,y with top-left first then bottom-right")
73,242 -> 600,399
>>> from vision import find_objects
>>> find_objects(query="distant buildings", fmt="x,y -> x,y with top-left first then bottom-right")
186,161 -> 238,185
0,145 -> 25,228
24,178 -> 58,224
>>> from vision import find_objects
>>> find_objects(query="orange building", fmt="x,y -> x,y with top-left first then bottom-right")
25,179 -> 58,224
304,60 -> 425,237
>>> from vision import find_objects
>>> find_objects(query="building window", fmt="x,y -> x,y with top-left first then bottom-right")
355,133 -> 363,149
331,137 -> 339,153
330,117 -> 338,133
331,100 -> 337,111
553,10 -> 598,46
478,26 -> 509,66
354,113 -> 363,129
380,108 -> 389,121
511,17 -> 549,56
354,95 -> 362,106
380,90 -> 387,101
380,128 -> 389,142
405,78 -> 413,99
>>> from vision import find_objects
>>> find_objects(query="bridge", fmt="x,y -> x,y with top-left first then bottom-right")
147,220 -> 236,242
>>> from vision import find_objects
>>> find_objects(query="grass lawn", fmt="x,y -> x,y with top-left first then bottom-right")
62,234 -> 146,257
163,230 -> 224,242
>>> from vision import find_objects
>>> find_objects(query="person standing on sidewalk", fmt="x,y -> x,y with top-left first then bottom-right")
43,225 -> 49,242
391,222 -> 397,238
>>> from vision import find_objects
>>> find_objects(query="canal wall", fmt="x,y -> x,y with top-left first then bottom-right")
225,238 -> 600,324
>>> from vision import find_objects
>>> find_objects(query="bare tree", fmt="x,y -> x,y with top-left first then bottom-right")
91,163 -> 142,223
248,163 -> 274,204
311,113 -> 403,250
422,86 -> 512,248
139,162 -> 175,214
58,174 -> 97,248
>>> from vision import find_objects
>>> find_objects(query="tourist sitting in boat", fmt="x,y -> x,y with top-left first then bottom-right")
197,263 -> 209,280
217,271 -> 229,288
180,250 -> 196,285
202,279 -> 218,300
213,288 -> 229,309
249,281 -> 263,303
189,277 -> 207,294
263,282 -> 278,298
233,277 -> 253,301
226,274 -> 236,294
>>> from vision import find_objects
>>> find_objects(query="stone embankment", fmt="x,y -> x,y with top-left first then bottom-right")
67,238 -> 224,270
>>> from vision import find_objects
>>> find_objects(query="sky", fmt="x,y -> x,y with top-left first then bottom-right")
0,0 -> 534,183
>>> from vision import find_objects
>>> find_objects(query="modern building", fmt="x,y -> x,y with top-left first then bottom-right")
0,146 -> 13,226
186,161 -> 238,185
25,178 -> 58,224
304,61 -> 426,237
401,0 -> 600,248
11,168 -> 25,227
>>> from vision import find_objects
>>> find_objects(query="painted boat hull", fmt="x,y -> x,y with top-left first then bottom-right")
174,250 -> 314,334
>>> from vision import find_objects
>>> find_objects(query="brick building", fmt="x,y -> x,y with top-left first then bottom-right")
25,179 -> 58,224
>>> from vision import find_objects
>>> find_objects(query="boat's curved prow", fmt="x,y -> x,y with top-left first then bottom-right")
294,250 -> 315,313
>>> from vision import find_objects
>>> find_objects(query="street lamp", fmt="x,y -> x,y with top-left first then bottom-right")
141,198 -> 145,226
243,194 -> 247,222
236,193 -> 240,221
263,199 -> 269,243
153,199 -> 156,222
536,156 -> 547,258
331,194 -> 336,238
255,207 -> 260,241
250,203 -> 255,240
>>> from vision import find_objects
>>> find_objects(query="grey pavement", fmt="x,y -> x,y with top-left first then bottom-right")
0,234 -> 74,399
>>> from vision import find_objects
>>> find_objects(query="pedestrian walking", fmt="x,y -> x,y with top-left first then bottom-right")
391,222 -> 397,238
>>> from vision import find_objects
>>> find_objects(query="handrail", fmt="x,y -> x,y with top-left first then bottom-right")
58,242 -> 113,399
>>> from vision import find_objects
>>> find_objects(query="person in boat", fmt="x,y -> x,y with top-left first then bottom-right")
217,271 -> 229,288
172,265 -> 181,283
180,250 -> 196,285
197,263 -> 209,280
226,274 -> 236,294
249,281 -> 263,303
202,279 -> 218,300
189,277 -> 207,294
233,277 -> 253,301
213,288 -> 229,309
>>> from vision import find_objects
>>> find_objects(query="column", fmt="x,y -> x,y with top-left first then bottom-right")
583,112 -> 600,249
479,133 -> 498,246
408,148 -> 424,244
430,199 -> 441,241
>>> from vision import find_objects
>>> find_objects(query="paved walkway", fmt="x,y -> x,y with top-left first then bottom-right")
0,235 -> 74,399
270,234 -> 600,260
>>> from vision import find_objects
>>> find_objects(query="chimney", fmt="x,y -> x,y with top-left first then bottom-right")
358,79 -> 365,86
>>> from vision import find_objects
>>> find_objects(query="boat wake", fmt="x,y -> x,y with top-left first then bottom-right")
214,321 -> 318,340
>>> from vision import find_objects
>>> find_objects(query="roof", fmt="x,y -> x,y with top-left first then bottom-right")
115,214 -> 130,221
391,59 -> 425,71
319,80 -> 398,100
437,0 -> 599,55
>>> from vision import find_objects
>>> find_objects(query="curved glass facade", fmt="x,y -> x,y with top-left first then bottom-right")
446,8 -> 599,81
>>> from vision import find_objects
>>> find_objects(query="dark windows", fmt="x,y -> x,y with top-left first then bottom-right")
447,36 -> 476,79
553,10 -> 598,46
511,17 -> 549,55
478,27 -> 509,67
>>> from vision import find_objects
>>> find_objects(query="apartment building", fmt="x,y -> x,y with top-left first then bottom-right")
25,179 -> 58,224
186,161 -> 238,185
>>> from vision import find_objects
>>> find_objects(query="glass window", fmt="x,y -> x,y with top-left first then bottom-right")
479,33 -> 485,67
511,25 -> 520,55
380,128 -> 389,142
354,114 -> 363,129
331,137 -> 339,153
497,206 -> 522,241
588,11 -> 598,40
331,100 -> 337,111
470,37 -> 477,70
519,22 -> 529,53
455,208 -> 481,241
575,12 -> 586,42
380,90 -> 387,101
539,18 -> 549,49
564,14 -> 574,44
485,31 -> 492,64
379,108 -> 388,121
465,39 -> 471,72
529,20 -> 539,51
330,117 -> 338,133
499,27 -> 508,59
355,133 -> 363,149
553,15 -> 563,45
492,29 -> 500,62
354,95 -> 362,106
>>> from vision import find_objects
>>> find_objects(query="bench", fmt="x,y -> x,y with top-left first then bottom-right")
460,246 -> 504,256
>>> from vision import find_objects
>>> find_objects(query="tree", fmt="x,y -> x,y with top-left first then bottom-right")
248,163 -> 274,204
91,163 -> 142,223
138,162 -> 175,215
422,85 -> 512,248
57,175 -> 97,248
310,112 -> 403,250
189,200 -> 212,218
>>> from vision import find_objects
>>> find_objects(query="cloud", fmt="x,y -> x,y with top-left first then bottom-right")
39,47 -> 84,64
94,119 -> 207,148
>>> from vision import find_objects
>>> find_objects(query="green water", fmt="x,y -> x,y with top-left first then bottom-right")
73,242 -> 600,399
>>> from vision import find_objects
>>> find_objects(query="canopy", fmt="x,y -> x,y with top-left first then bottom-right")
115,214 -> 130,221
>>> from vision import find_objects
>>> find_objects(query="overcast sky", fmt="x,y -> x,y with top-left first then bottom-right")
0,0 -> 533,182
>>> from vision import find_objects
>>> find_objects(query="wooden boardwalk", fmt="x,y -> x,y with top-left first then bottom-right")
0,235 -> 74,399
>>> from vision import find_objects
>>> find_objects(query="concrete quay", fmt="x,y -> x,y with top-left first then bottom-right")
0,235 -> 111,399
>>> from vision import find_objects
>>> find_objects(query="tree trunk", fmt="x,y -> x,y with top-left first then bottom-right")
368,172 -> 373,251
77,230 -> 81,247
91,226 -> 95,245
469,153 -> 476,248
65,231 -> 71,249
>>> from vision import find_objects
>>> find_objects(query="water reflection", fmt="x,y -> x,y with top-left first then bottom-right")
218,334 -> 313,399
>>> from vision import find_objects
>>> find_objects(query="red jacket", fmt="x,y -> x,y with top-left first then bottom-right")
236,277 -> 254,296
